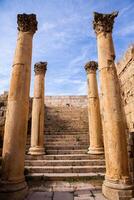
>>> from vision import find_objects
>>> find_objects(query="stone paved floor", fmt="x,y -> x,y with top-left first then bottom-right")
25,181 -> 107,200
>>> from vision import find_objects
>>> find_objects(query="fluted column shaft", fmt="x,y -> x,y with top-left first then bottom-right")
93,11 -> 133,199
0,14 -> 37,200
85,61 -> 103,155
29,62 -> 47,155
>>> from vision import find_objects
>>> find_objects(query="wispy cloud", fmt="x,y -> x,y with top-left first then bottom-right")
0,0 -> 133,95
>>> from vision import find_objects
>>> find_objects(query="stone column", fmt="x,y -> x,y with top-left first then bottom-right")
29,62 -> 47,155
93,12 -> 133,199
0,14 -> 37,200
85,61 -> 104,155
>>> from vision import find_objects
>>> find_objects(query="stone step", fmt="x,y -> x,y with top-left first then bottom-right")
26,144 -> 88,149
44,132 -> 89,139
45,139 -> 88,143
25,172 -> 104,181
45,111 -> 87,114
46,114 -> 88,117
25,149 -> 88,155
25,159 -> 105,166
25,154 -> 104,160
27,138 -> 89,144
45,141 -> 88,145
45,150 -> 88,155
45,118 -> 88,122
27,133 -> 89,139
25,165 -> 105,173
26,142 -> 88,147
45,136 -> 88,140
45,145 -> 88,150
45,142 -> 88,145
45,131 -> 88,133
44,130 -> 88,135
27,136 -> 88,140
45,120 -> 88,122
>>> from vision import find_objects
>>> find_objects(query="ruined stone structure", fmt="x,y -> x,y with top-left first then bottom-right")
29,62 -> 47,155
116,46 -> 134,132
0,11 -> 134,200
116,45 -> 134,184
85,61 -> 104,155
25,96 -> 105,185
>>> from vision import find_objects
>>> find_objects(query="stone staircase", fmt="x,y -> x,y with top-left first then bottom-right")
25,96 -> 105,182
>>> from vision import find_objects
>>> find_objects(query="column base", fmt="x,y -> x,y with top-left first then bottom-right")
0,179 -> 28,200
28,146 -> 45,155
102,180 -> 134,200
87,146 -> 104,155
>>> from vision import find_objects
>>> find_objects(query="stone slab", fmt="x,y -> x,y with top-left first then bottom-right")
53,192 -> 73,200
25,192 -> 53,200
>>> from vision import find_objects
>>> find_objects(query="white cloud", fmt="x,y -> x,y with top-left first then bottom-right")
0,0 -> 133,96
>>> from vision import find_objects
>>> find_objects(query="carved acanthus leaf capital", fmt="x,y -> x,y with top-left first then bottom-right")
85,61 -> 98,74
93,11 -> 118,35
17,13 -> 37,33
34,62 -> 47,75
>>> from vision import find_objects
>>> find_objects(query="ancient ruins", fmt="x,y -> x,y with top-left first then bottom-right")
0,11 -> 134,200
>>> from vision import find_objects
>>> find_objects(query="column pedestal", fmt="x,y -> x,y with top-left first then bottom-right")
29,146 -> 45,155
88,147 -> 104,155
103,180 -> 133,200
0,180 -> 28,200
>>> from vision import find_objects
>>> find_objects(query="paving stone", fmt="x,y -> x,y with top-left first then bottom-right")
74,198 -> 92,200
92,190 -> 108,200
74,197 -> 94,200
53,191 -> 73,200
94,193 -> 107,200
74,189 -> 92,196
25,192 -> 53,200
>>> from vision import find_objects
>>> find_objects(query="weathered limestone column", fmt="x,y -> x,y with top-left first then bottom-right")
0,14 -> 37,200
85,61 -> 104,155
93,12 -> 133,199
29,62 -> 47,155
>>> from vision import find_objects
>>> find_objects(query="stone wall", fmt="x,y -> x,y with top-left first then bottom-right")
116,45 -> 134,182
116,45 -> 134,132
44,96 -> 88,134
0,92 -> 32,145
0,92 -> 8,139
45,96 -> 88,107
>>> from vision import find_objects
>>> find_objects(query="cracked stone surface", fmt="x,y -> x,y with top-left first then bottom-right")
25,181 -> 107,200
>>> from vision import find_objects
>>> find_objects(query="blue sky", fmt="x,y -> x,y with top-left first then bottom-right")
0,0 -> 134,96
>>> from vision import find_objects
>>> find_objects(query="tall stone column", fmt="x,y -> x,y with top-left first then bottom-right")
93,12 -> 133,199
29,62 -> 47,155
85,61 -> 104,155
0,14 -> 37,200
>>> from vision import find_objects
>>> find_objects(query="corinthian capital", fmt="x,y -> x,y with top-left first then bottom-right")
93,11 -> 118,35
85,61 -> 98,74
17,13 -> 37,33
34,62 -> 47,75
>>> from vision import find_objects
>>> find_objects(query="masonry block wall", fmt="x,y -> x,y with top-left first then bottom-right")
45,96 -> 88,133
0,92 -> 8,153
116,45 -> 134,182
116,45 -> 134,132
45,96 -> 88,107
0,93 -> 32,141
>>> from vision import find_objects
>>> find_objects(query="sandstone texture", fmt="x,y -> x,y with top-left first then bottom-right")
116,45 -> 134,132
116,45 -> 134,183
